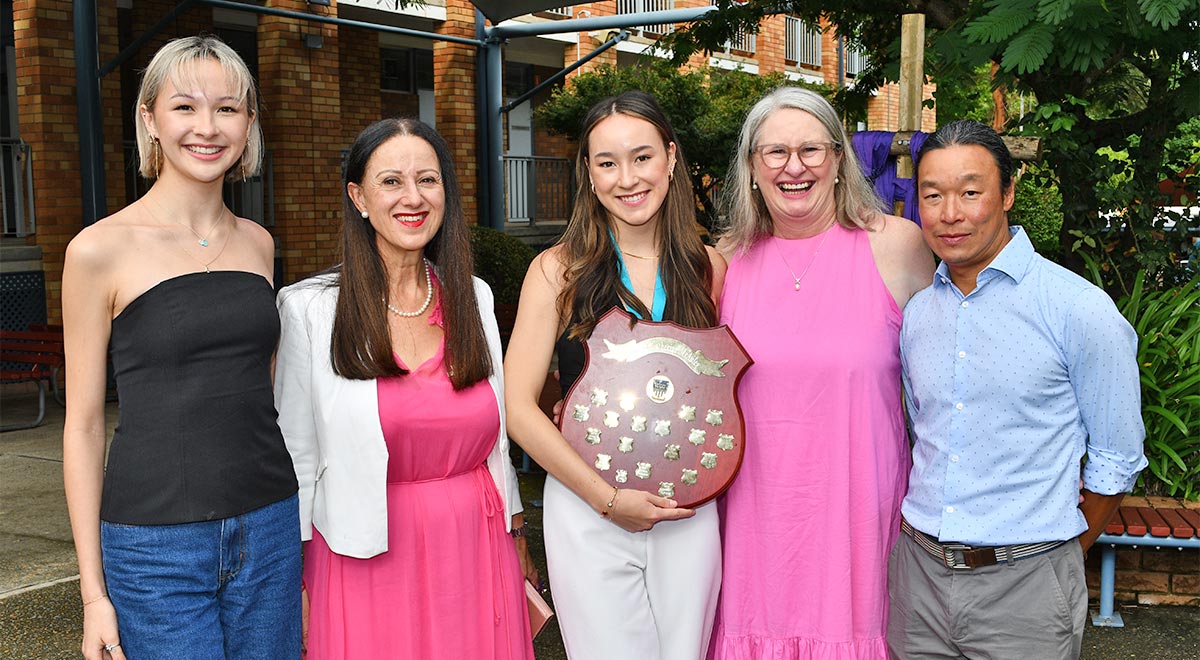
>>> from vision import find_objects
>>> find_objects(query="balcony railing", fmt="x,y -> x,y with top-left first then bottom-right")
1,138 -> 35,238
710,1 -> 755,55
504,156 -> 572,226
785,16 -> 821,67
541,6 -> 573,17
844,44 -> 868,76
123,141 -> 274,226
617,0 -> 675,38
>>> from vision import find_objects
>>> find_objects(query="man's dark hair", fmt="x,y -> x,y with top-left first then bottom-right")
916,120 -> 1014,191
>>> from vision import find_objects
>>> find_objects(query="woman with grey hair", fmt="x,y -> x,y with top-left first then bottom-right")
709,86 -> 933,659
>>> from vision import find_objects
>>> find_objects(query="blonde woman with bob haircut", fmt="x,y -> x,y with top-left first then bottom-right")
708,86 -> 933,659
62,36 -> 299,660
505,90 -> 726,660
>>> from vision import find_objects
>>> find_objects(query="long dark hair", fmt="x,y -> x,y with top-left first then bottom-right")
330,118 -> 491,390
558,91 -> 716,340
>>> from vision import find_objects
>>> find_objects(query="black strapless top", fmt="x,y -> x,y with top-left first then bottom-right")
100,272 -> 297,525
555,298 -> 680,398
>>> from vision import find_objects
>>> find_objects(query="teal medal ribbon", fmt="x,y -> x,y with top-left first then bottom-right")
610,230 -> 666,322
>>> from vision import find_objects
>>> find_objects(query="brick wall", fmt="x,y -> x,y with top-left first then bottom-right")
435,0 -> 480,225
1085,497 -> 1200,608
13,0 -> 83,323
258,0 -> 344,284
339,25 -> 381,144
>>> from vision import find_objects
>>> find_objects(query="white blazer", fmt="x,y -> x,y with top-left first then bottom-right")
274,272 -> 523,559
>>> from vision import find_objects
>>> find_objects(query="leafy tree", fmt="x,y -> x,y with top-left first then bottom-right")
534,61 -> 830,231
666,0 -> 1200,294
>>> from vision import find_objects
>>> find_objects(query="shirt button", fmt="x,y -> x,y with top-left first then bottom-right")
955,402 -> 964,410
951,455 -> 960,463
961,301 -> 970,308
958,351 -> 967,358
946,506 -> 955,513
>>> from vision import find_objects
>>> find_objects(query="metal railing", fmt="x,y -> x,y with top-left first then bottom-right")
617,0 -> 675,38
711,1 -> 755,54
785,16 -> 821,67
123,141 -> 274,226
1,138 -> 36,238
844,44 -> 868,76
543,6 -> 573,17
504,156 -> 572,226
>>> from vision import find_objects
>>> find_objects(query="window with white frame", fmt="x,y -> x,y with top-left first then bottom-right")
784,16 -> 821,67
710,1 -> 755,54
844,43 -> 868,77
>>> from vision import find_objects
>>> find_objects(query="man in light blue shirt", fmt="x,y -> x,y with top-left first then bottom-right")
888,120 -> 1147,660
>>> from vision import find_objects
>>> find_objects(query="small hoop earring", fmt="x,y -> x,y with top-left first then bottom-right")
590,180 -> 595,194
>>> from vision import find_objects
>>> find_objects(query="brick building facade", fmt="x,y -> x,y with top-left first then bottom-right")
5,0 -> 935,324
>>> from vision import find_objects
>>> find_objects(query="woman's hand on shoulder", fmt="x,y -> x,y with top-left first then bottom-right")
607,488 -> 695,532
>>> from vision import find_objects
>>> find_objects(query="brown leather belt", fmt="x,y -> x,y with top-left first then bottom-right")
900,518 -> 1067,570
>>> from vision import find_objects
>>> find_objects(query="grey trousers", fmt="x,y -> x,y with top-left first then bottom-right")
886,531 -> 1087,660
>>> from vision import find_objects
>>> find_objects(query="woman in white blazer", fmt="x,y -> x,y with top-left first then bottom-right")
274,118 -> 535,660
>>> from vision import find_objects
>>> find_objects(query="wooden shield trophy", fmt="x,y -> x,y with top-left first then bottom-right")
558,307 -> 752,508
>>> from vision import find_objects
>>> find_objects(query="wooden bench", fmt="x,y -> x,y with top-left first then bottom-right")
0,329 -> 66,431
1091,504 -> 1200,626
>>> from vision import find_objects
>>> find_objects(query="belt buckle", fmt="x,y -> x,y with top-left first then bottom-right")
943,544 -> 998,569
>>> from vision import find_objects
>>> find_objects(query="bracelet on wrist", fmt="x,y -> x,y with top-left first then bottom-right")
599,486 -> 619,518
510,522 -> 529,538
82,593 -> 109,607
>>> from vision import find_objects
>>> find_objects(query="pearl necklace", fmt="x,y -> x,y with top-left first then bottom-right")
385,259 -> 433,318
774,226 -> 832,291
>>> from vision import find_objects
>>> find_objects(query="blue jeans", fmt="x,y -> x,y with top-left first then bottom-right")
101,495 -> 302,660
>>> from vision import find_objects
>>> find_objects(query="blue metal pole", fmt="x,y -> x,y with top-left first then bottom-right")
1092,545 -> 1125,627
484,37 -> 504,230
74,0 -> 106,225
488,6 -> 719,40
501,30 -> 629,115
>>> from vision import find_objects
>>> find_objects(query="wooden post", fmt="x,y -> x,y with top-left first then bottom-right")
895,13 -> 925,213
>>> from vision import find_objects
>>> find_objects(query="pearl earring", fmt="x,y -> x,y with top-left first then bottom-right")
361,210 -> 369,219
751,182 -> 758,191
834,177 -> 840,184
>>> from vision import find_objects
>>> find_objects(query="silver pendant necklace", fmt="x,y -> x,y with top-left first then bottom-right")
774,226 -> 832,291
385,259 -> 433,317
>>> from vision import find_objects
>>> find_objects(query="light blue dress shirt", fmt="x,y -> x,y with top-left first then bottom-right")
900,227 -> 1147,546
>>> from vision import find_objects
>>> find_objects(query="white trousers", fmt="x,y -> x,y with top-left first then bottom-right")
543,475 -> 721,660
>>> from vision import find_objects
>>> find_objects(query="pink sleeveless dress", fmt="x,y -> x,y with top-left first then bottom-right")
303,302 -> 533,660
710,223 -> 909,660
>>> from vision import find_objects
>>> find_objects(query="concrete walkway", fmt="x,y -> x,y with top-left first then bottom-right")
1,388 -> 1196,659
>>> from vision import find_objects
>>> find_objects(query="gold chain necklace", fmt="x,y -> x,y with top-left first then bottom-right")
145,200 -> 232,273
773,227 -> 832,291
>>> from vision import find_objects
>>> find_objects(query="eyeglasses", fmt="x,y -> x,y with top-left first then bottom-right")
752,141 -> 840,169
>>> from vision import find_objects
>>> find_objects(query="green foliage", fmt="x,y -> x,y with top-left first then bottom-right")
1109,274 -> 1200,500
469,225 -> 535,306
536,62 -> 830,230
667,0 -> 1200,297
1010,164 -> 1063,260
930,64 -> 994,125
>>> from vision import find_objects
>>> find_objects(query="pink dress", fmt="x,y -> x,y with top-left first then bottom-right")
304,302 -> 534,660
710,224 -> 910,660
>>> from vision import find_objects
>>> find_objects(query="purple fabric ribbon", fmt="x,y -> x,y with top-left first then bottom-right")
850,131 -> 928,225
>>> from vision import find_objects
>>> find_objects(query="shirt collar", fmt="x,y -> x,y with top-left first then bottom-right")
933,226 -> 1034,288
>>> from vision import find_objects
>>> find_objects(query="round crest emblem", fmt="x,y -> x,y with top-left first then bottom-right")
646,375 -> 674,403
